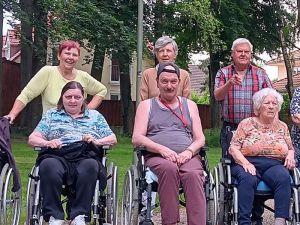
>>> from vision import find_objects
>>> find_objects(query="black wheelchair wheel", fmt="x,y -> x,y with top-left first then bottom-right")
206,172 -> 217,225
217,162 -> 228,225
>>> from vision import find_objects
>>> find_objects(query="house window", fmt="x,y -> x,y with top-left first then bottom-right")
110,93 -> 120,100
110,58 -> 120,84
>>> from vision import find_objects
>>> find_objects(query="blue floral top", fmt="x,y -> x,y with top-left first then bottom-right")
35,108 -> 114,146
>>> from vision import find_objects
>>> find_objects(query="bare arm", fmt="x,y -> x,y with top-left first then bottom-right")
185,100 -> 205,153
87,95 -> 104,109
228,125 -> 256,175
82,133 -> 117,146
28,131 -> 62,149
5,100 -> 26,123
177,100 -> 205,165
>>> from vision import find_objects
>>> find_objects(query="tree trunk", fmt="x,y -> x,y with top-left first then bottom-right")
20,0 -> 34,131
118,54 -> 134,136
91,45 -> 105,81
208,48 -> 221,129
24,0 -> 48,130
279,29 -> 294,99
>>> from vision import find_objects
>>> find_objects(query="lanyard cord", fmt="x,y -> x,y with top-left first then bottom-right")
158,96 -> 188,128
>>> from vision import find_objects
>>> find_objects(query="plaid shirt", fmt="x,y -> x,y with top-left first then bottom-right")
214,64 -> 272,124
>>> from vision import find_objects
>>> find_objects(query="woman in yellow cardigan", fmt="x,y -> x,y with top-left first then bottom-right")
6,40 -> 107,123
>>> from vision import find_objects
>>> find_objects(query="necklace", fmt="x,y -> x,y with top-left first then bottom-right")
158,96 -> 188,128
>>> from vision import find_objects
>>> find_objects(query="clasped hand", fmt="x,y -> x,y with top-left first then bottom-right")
160,147 -> 193,166
45,134 -> 96,150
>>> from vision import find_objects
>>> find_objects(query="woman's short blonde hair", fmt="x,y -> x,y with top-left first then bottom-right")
252,88 -> 283,116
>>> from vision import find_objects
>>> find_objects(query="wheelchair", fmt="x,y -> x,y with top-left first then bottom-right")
0,158 -> 22,225
0,117 -> 22,225
214,130 -> 300,224
120,146 -> 218,225
26,145 -> 118,225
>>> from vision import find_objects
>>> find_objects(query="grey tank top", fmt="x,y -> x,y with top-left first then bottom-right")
147,97 -> 193,153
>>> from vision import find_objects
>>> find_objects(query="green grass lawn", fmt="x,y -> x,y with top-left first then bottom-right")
11,129 -> 221,224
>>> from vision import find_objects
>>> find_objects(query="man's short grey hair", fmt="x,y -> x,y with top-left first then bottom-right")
231,38 -> 253,52
154,36 -> 178,57
252,88 -> 283,116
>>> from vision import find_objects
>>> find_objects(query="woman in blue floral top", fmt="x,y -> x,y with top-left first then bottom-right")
28,81 -> 117,225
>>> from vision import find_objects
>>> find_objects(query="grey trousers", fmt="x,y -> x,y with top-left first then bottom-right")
145,155 -> 206,225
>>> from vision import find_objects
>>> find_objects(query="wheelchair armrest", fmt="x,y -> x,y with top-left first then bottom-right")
198,145 -> 209,157
221,157 -> 232,165
134,145 -> 147,155
101,145 -> 112,150
33,146 -> 45,151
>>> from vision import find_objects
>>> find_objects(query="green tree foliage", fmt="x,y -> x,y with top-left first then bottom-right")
191,89 -> 210,105
144,0 -> 219,68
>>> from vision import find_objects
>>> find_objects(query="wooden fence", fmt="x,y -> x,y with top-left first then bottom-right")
1,60 -> 212,129
2,59 -> 21,115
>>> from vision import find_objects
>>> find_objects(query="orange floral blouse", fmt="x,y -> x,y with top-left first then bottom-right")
230,117 -> 294,160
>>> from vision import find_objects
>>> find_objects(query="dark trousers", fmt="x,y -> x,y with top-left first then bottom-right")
220,121 -> 264,224
231,157 -> 291,225
39,158 -> 99,221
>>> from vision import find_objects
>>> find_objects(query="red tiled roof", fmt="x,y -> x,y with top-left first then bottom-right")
272,73 -> 300,92
266,49 -> 300,66
188,64 -> 207,95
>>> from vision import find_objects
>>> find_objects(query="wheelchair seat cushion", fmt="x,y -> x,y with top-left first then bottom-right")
255,176 -> 293,195
145,168 -> 158,184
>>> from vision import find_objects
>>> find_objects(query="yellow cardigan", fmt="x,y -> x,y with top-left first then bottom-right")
17,66 -> 107,114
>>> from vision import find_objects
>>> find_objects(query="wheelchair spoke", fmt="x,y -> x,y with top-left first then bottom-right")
3,167 -> 21,225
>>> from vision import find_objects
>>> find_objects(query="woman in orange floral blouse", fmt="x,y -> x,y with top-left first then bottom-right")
229,88 -> 295,225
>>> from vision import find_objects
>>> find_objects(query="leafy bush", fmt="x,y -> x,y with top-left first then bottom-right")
279,93 -> 292,126
191,88 -> 210,105
204,128 -> 220,148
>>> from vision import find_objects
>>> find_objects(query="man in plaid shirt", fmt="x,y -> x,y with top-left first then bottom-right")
214,38 -> 273,225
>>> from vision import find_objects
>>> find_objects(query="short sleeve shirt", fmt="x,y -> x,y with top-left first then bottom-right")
35,108 -> 113,145
214,64 -> 272,124
230,117 -> 293,160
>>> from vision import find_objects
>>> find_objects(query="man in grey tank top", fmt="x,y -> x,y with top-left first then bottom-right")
133,62 -> 206,225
